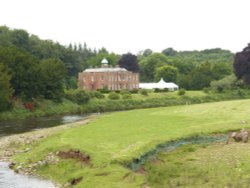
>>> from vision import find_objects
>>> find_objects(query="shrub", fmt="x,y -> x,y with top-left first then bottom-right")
75,90 -> 91,104
203,87 -> 210,93
120,90 -> 131,95
154,88 -> 168,93
154,88 -> 161,93
65,89 -> 90,104
140,89 -> 148,96
122,94 -> 132,99
178,89 -> 186,95
210,75 -> 236,93
97,87 -> 110,94
23,102 -> 35,112
130,89 -> 139,94
90,91 -> 105,99
108,92 -> 120,100
120,91 -> 132,99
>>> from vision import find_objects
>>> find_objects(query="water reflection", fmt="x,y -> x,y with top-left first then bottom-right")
0,114 -> 88,137
0,162 -> 56,188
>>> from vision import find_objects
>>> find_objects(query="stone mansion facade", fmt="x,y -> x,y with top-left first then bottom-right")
78,59 -> 139,91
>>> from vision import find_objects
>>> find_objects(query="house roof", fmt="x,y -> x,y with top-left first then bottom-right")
83,67 -> 128,73
139,78 -> 179,89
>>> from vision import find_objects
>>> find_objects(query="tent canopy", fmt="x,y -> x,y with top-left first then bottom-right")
139,78 -> 179,90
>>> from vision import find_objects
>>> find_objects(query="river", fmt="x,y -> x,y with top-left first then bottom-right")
0,114 -> 90,188
0,162 -> 56,188
0,114 -> 89,137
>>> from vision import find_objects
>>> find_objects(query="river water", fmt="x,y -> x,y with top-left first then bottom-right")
0,162 -> 56,188
0,114 -> 89,137
0,114 -> 90,187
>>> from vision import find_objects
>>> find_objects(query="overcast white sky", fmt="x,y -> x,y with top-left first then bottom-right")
1,0 -> 250,54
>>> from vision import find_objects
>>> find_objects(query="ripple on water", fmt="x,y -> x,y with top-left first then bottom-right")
0,162 -> 56,188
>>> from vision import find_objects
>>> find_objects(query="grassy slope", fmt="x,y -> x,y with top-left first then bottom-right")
145,142 -> 250,187
13,99 -> 250,187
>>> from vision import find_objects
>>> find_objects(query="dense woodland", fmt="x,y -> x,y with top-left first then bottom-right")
0,26 -> 243,112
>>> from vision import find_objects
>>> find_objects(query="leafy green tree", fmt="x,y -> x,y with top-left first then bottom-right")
11,29 -> 30,50
0,63 -> 13,111
186,62 -> 215,90
155,65 -> 179,82
86,52 -> 120,67
0,26 -> 12,47
40,59 -> 66,101
142,49 -> 153,57
139,53 -> 171,81
162,48 -> 177,56
0,47 -> 41,99
212,62 -> 232,80
118,53 -> 139,73
171,60 -> 195,75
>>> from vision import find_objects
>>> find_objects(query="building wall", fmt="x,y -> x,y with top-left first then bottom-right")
78,70 -> 139,91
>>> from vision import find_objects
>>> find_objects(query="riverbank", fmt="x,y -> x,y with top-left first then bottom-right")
2,89 -> 250,121
0,99 -> 81,120
0,114 -> 99,161
7,99 -> 250,187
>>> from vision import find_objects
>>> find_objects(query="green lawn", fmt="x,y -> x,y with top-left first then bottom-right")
13,99 -> 250,187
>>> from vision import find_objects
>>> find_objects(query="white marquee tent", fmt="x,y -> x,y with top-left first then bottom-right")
139,78 -> 179,91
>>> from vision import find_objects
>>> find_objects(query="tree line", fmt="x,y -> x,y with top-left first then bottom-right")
0,26 -> 241,112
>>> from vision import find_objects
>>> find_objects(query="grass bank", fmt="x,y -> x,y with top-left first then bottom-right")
10,99 -> 250,187
1,89 -> 250,120
0,98 -> 81,120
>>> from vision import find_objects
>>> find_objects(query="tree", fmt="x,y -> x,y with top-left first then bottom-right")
186,62 -> 215,90
139,53 -> 171,81
142,49 -> 153,57
0,26 -> 12,47
212,62 -> 232,80
162,48 -> 177,56
118,53 -> 139,73
40,59 -> 66,101
11,29 -> 30,50
86,52 -> 120,67
155,65 -> 179,82
0,47 -> 41,99
0,63 -> 13,111
234,43 -> 250,84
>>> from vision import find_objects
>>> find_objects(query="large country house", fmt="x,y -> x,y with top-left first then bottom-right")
78,59 -> 139,91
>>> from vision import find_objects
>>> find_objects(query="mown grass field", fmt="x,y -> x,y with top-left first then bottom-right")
13,99 -> 250,187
